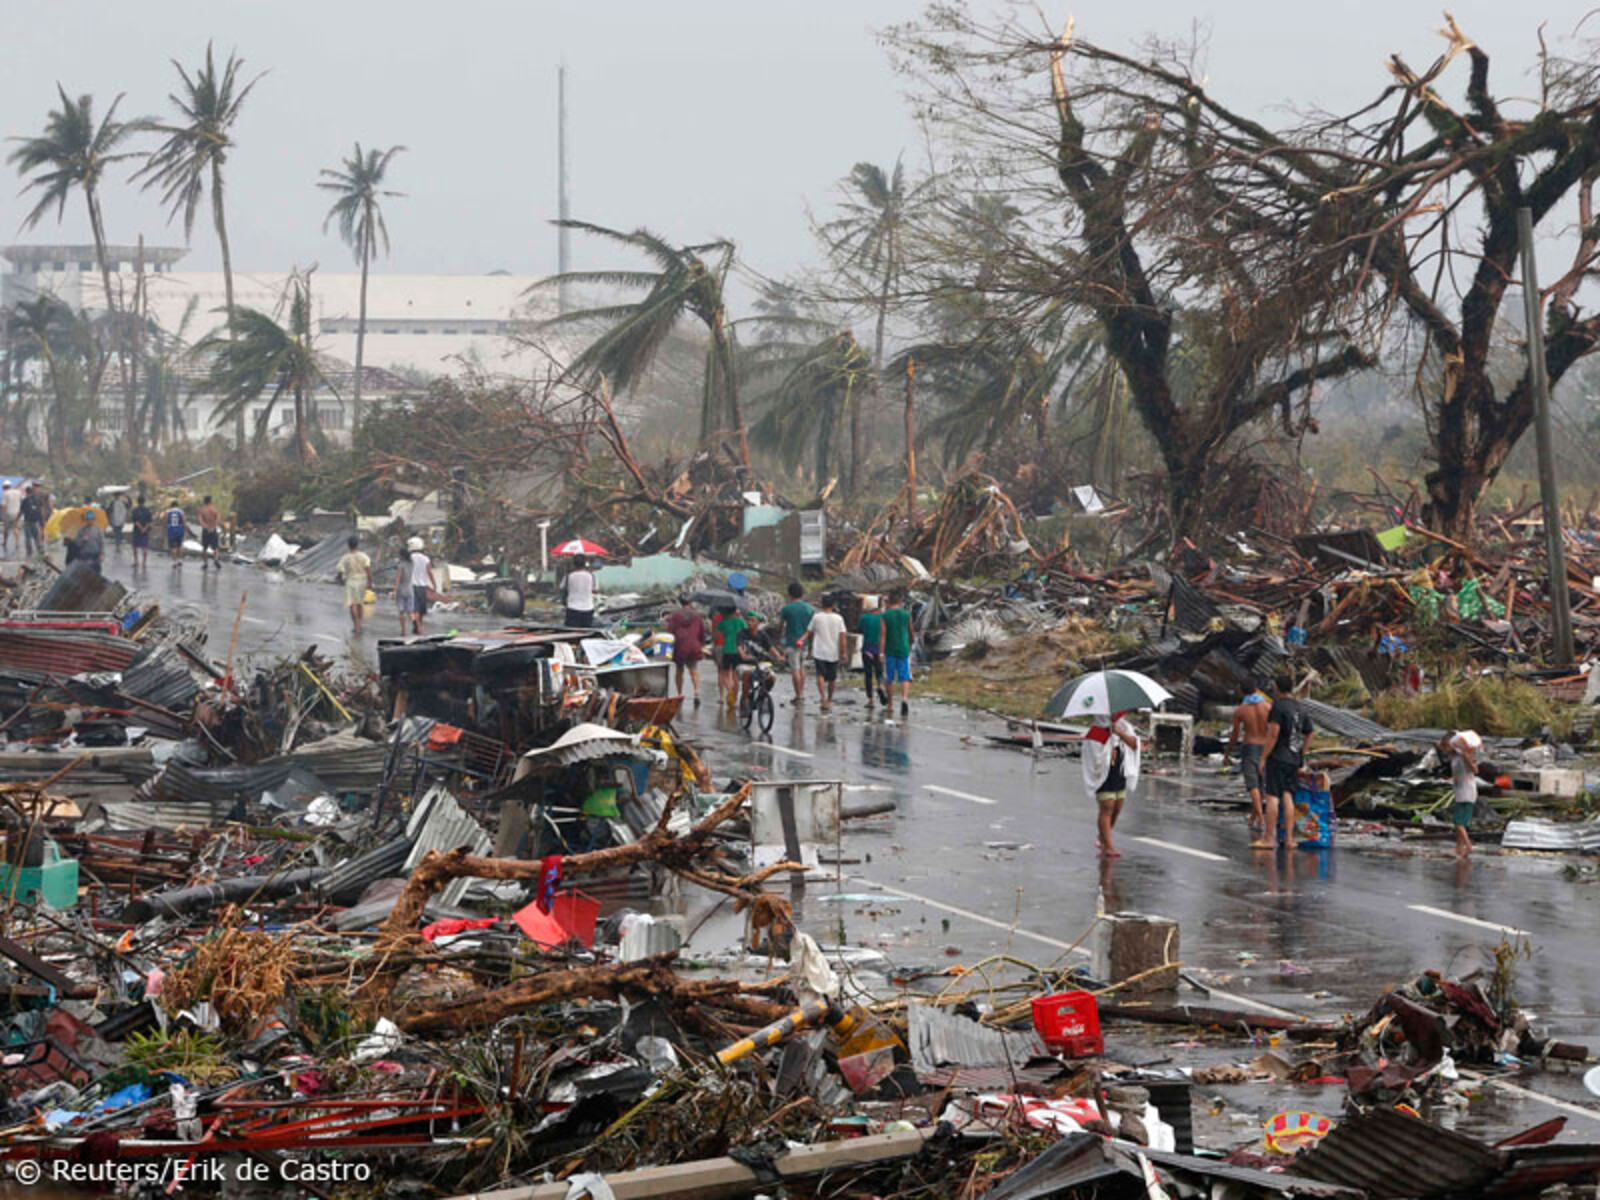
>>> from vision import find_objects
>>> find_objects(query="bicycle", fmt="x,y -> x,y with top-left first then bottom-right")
739,660 -> 777,734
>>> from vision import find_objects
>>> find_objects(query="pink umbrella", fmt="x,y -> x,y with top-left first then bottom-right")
552,537 -> 608,557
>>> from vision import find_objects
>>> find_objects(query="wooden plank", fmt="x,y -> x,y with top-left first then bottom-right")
452,1129 -> 932,1200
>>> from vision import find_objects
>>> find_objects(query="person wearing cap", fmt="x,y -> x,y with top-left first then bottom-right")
73,509 -> 105,575
406,537 -> 436,634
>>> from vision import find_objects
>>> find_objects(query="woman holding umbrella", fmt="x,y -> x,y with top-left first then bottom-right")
1048,668 -> 1168,860
1082,713 -> 1140,858
553,538 -> 605,628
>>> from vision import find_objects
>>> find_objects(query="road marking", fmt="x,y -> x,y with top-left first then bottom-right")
909,723 -> 970,740
924,784 -> 998,806
1486,1079 -> 1600,1124
859,880 -> 1086,954
1407,904 -> 1529,938
314,634 -> 345,646
242,616 -> 269,626
1132,837 -> 1229,862
756,744 -> 814,759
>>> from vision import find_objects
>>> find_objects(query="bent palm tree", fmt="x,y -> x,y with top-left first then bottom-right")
137,43 -> 264,452
747,329 -> 871,484
6,296 -> 110,468
318,143 -> 405,433
816,160 -> 923,492
533,222 -> 749,467
9,88 -> 145,448
197,278 -> 324,464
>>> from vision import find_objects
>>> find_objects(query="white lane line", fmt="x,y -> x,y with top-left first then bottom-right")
924,784 -> 998,806
1132,836 -> 1228,862
313,634 -> 344,645
755,744 -> 814,759
1408,904 -> 1529,938
241,616 -> 269,626
1485,1079 -> 1600,1123
860,879 -> 1085,954
909,723 -> 970,739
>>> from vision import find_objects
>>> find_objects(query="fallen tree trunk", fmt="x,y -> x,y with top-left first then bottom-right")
379,785 -> 761,942
397,951 -> 791,1033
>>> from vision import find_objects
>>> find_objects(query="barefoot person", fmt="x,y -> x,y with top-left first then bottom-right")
1439,729 -> 1482,858
1083,711 -> 1140,858
337,535 -> 372,634
197,495 -> 223,569
777,582 -> 814,704
1254,674 -> 1314,851
801,592 -> 848,713
1227,688 -> 1272,833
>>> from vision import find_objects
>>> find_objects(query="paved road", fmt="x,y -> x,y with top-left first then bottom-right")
116,546 -> 1600,1126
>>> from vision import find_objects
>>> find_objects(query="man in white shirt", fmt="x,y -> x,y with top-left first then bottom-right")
800,592 -> 849,713
407,536 -> 436,634
562,554 -> 597,628
1,483 -> 20,555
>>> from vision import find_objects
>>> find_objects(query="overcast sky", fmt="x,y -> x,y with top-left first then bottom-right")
2,1 -> 1595,285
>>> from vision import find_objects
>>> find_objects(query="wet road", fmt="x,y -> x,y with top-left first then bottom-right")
114,545 -> 1600,1127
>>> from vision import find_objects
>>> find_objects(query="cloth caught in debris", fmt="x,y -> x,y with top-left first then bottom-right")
537,855 -> 564,913
563,1175 -> 616,1200
787,932 -> 841,1002
420,917 -> 499,943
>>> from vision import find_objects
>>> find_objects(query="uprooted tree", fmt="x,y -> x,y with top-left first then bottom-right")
890,10 -> 1600,540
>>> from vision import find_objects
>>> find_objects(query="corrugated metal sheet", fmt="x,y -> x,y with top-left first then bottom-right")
1300,698 -> 1411,743
285,734 -> 388,793
96,797 -> 236,831
120,646 -> 202,712
516,723 -> 648,772
319,835 -> 413,905
1502,816 -> 1600,851
0,627 -> 141,677
906,1002 -> 1047,1076
405,785 -> 493,906
38,562 -> 128,614
1293,1106 -> 1500,1198
284,528 -> 360,581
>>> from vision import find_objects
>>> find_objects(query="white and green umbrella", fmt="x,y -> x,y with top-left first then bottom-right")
1045,668 -> 1172,719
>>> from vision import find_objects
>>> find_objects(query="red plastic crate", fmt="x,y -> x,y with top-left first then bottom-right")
1031,990 -> 1104,1057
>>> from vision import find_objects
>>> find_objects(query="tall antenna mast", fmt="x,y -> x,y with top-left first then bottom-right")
558,62 -> 572,314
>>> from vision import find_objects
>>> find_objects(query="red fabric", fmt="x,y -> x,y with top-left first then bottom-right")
420,917 -> 498,942
427,723 -> 465,750
1084,712 -> 1130,745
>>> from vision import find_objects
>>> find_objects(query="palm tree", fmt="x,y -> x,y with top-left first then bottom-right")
197,277 -> 324,464
816,160 -> 922,492
6,296 -> 110,468
747,329 -> 871,484
534,222 -> 750,467
8,87 -> 145,448
137,43 -> 264,454
318,143 -> 405,434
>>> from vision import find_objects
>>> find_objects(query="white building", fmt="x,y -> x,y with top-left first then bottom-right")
2,243 -> 561,445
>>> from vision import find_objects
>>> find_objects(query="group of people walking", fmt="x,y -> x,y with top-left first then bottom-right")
1,480 -> 227,575
661,583 -> 917,717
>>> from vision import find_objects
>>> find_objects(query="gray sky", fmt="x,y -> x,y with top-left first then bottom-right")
3,1 -> 1595,285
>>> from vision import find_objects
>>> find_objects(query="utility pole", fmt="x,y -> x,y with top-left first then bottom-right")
557,62 -> 572,314
1517,205 -> 1574,667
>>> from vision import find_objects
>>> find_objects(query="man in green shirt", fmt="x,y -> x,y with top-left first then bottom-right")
882,591 -> 914,717
858,597 -> 887,708
777,581 -> 814,704
715,608 -> 748,711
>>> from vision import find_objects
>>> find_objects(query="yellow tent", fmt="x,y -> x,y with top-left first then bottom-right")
44,505 -> 106,542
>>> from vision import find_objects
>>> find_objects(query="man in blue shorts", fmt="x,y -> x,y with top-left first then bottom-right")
881,591 -> 914,717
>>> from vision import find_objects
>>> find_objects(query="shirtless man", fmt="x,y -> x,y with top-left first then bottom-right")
1227,689 -> 1272,834
197,495 -> 223,570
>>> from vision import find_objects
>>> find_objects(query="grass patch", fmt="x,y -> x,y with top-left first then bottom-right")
1371,674 -> 1573,738
922,616 -> 1113,719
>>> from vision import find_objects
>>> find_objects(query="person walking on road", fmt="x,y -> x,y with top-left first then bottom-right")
197,495 -> 223,569
1,483 -> 19,556
1227,689 -> 1272,833
714,605 -> 748,710
882,591 -> 914,717
777,582 -> 814,704
337,535 -> 373,635
801,592 -> 848,713
20,486 -> 42,558
1254,674 -> 1314,851
73,510 -> 104,575
163,499 -> 188,565
108,492 -> 129,549
562,554 -> 597,628
394,548 -> 416,635
406,537 -> 436,634
130,493 -> 153,570
664,595 -> 711,704
858,596 -> 888,709
1440,729 -> 1482,858
1083,711 -> 1140,859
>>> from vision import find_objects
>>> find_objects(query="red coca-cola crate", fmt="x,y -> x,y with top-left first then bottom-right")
1031,990 -> 1104,1057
